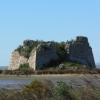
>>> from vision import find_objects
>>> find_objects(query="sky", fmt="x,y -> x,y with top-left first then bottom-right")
0,0 -> 100,66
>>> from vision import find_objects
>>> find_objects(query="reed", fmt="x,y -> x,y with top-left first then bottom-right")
0,75 -> 100,100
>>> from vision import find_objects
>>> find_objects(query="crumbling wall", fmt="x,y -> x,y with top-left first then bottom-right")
8,51 -> 28,70
9,43 -> 59,70
65,36 -> 95,67
36,43 -> 59,69
28,48 -> 37,70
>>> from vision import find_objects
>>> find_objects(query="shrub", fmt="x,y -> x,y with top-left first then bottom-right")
15,43 -> 39,58
19,63 -> 29,68
18,63 -> 32,70
15,45 -> 23,52
0,79 -> 100,100
66,39 -> 74,44
22,80 -> 54,100
52,42 -> 67,60
53,81 -> 74,100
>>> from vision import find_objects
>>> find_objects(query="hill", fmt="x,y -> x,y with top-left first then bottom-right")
96,62 -> 100,65
0,66 -> 8,70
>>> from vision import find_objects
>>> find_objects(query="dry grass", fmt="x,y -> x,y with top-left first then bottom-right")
34,69 -> 100,75
72,77 -> 100,100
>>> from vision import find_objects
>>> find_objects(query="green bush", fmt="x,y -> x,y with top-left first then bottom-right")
15,43 -> 39,58
22,80 -> 54,100
15,45 -> 23,53
19,63 -> 29,68
53,81 -> 74,100
18,63 -> 32,70
67,39 -> 74,44
52,42 -> 67,60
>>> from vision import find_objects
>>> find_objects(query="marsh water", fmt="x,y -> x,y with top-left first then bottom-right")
0,74 -> 100,90
0,66 -> 100,89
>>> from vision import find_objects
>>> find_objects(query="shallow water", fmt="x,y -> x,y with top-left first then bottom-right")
0,79 -> 85,89
0,74 -> 100,89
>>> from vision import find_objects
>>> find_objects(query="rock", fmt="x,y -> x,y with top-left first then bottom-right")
74,67 -> 79,70
65,36 -> 96,68
59,64 -> 66,70
83,65 -> 87,69
47,42 -> 53,49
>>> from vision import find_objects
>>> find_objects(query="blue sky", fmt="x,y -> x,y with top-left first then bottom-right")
0,0 -> 100,66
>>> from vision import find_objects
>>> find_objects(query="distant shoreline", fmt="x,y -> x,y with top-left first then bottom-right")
0,66 -> 8,70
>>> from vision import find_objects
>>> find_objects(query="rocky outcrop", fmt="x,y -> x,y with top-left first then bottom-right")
59,64 -> 66,70
65,36 -> 95,68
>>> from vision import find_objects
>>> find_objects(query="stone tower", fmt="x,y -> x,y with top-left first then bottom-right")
65,36 -> 95,67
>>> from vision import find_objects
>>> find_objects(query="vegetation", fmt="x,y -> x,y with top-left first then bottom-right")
1,68 -> 100,75
18,63 -> 33,70
0,78 -> 100,100
15,39 -> 73,59
37,61 -> 86,70
66,39 -> 74,44
52,41 -> 67,60
15,44 -> 39,58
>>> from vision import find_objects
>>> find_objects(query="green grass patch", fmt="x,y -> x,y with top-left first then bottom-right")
40,61 -> 85,70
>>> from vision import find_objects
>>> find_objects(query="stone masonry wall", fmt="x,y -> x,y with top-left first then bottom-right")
9,43 -> 59,70
36,43 -> 59,69
65,36 -> 95,67
8,51 -> 28,70
28,48 -> 37,70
